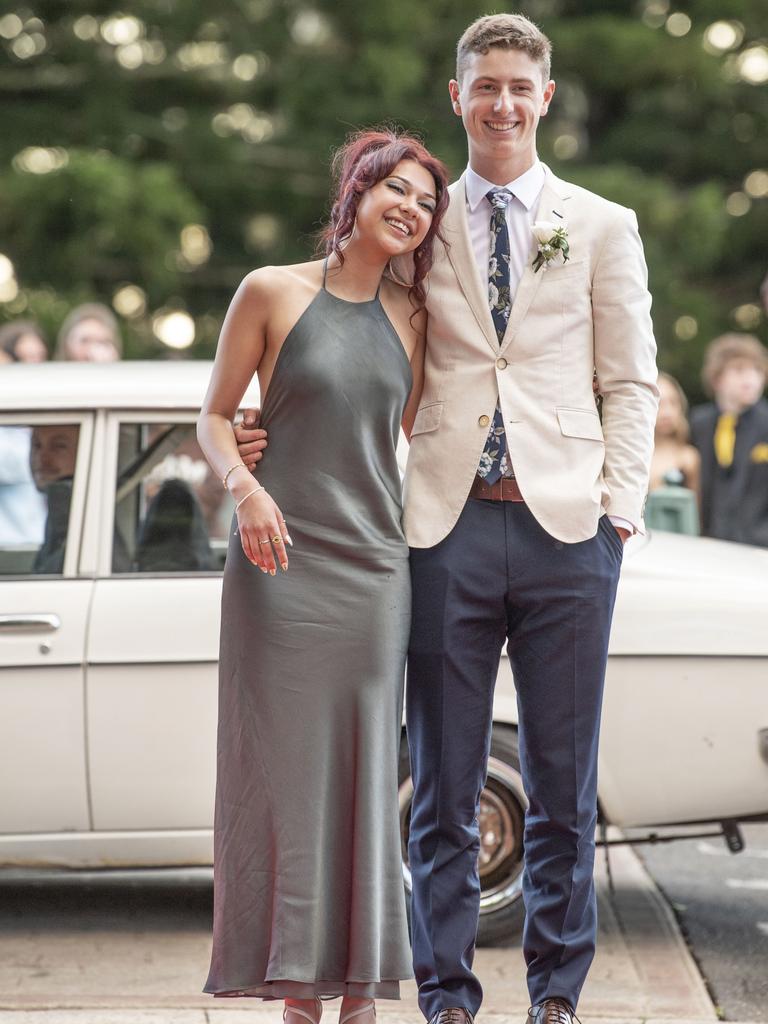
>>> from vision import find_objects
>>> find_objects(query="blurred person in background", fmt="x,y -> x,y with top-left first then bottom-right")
28,423 -> 79,573
0,320 -> 49,363
649,371 -> 700,499
690,333 -> 768,547
55,302 -> 122,362
0,320 -> 50,543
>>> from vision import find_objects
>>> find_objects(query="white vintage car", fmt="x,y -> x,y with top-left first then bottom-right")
1,361 -> 767,942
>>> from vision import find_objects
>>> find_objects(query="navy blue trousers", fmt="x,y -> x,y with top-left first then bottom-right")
406,499 -> 623,1019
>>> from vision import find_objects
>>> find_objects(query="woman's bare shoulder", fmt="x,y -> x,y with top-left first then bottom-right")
241,260 -> 325,301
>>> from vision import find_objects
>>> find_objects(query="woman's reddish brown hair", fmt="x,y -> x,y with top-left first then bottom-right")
318,127 -> 450,312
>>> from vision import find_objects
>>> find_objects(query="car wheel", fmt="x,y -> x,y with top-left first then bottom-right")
398,726 -> 527,945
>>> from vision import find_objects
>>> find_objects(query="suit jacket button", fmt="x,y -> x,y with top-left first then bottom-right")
496,357 -> 508,370
478,415 -> 490,427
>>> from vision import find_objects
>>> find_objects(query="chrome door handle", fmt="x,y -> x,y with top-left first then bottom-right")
0,614 -> 62,633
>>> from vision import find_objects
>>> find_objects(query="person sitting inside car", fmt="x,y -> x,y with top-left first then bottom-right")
29,424 -> 79,574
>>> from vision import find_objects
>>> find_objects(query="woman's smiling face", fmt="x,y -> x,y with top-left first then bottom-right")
354,159 -> 437,257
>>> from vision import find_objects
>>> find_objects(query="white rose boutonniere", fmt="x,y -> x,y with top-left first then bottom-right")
532,220 -> 569,272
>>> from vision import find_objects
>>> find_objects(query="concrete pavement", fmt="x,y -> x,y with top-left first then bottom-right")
0,844 -> 728,1023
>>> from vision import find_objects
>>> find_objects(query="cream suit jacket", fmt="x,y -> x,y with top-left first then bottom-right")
400,167 -> 659,548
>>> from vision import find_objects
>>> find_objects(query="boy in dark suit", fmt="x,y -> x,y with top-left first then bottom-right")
690,333 -> 768,547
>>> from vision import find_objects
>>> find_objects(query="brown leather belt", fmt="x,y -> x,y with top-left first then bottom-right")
469,475 -> 524,502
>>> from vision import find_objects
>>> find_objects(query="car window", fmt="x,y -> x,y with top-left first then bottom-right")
112,422 -> 233,574
0,423 -> 81,576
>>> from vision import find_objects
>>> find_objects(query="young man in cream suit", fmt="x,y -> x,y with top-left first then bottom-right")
400,14 -> 657,1024
236,13 -> 658,1024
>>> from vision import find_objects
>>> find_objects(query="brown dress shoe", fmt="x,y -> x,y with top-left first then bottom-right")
428,1010 -> 474,1024
527,998 -> 577,1024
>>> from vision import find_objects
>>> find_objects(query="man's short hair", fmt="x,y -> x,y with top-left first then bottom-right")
456,13 -> 552,85
701,332 -> 768,395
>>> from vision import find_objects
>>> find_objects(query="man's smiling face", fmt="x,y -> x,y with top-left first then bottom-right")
449,47 -> 555,181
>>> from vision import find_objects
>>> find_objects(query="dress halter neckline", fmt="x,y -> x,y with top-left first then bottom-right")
322,256 -> 382,303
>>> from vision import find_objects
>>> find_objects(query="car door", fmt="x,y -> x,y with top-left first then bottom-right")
85,411 -> 230,840
0,413 -> 93,842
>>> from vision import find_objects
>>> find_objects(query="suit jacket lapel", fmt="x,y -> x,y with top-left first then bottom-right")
499,171 -> 569,356
443,175 -> 499,355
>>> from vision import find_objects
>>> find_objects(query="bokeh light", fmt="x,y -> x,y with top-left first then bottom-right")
153,310 -> 196,349
180,225 -> 213,266
744,170 -> 768,199
11,31 -> 46,58
674,316 -> 698,340
72,15 -> 99,40
642,1 -> 668,30
246,214 -> 281,250
101,16 -> 143,46
553,134 -> 579,160
0,254 -> 19,304
702,21 -> 744,54
176,41 -> 229,70
233,53 -> 262,80
291,10 -> 332,46
113,285 -> 147,319
737,46 -> 768,84
725,192 -> 751,216
665,13 -> 691,37
12,146 -> 69,174
732,304 -> 762,330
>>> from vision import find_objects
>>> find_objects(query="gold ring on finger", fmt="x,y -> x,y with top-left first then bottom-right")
258,538 -> 270,545
271,535 -> 281,544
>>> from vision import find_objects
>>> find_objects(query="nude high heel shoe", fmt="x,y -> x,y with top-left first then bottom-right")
339,999 -> 375,1024
284,996 -> 323,1024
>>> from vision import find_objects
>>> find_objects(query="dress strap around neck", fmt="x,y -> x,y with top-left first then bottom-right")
322,256 -> 329,289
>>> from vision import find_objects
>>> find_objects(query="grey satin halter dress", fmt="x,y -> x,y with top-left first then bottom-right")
204,265 -> 414,1001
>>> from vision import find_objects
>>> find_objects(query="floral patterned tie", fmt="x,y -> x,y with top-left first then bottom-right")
477,187 -> 514,483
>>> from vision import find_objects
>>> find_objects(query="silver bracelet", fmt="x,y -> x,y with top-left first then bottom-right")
235,485 -> 265,513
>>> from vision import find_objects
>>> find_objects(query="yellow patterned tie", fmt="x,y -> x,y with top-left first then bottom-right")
713,413 -> 736,468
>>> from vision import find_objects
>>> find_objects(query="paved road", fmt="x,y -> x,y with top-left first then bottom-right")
0,846 -> 714,1021
638,822 -> 768,1022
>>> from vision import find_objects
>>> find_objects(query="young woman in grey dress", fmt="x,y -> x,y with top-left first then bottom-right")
197,130 -> 448,1024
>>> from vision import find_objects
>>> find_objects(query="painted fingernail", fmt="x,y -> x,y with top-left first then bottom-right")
269,569 -> 276,576
260,566 -> 268,573
281,563 -> 288,571
285,535 -> 293,546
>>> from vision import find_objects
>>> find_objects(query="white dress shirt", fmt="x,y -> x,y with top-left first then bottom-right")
464,161 -> 632,536
464,160 -> 546,296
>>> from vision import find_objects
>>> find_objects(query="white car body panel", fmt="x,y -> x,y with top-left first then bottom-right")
0,580 -> 93,834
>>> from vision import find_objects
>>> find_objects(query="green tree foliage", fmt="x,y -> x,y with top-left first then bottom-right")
0,0 -> 765,394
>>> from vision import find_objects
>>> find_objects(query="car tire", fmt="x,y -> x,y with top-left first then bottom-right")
398,725 -> 527,946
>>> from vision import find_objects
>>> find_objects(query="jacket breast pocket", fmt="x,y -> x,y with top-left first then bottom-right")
539,257 -> 589,284
411,402 -> 443,436
556,406 -> 604,442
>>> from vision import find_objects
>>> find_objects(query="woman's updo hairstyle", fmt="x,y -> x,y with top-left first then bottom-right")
319,127 -> 450,311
